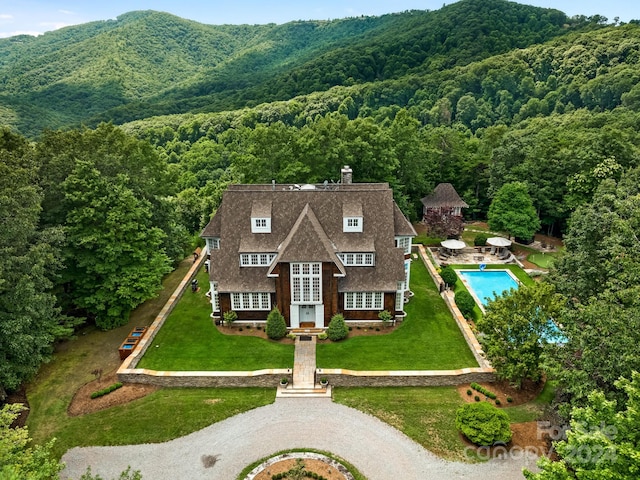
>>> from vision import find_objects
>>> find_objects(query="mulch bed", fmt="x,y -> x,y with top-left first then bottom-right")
253,458 -> 348,480
456,379 -> 552,456
67,373 -> 158,417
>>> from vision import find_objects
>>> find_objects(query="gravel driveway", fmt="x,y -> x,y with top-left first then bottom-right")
61,397 -> 538,479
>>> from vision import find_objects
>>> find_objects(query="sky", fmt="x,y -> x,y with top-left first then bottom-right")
1,0 -> 638,38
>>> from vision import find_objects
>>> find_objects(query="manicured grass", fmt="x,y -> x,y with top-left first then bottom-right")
334,382 -> 556,462
316,259 -> 479,370
44,388 -> 274,458
137,269 -> 294,371
333,387 -> 473,461
527,252 -> 558,268
503,380 -> 557,423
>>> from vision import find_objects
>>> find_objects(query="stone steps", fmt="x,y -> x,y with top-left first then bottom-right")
276,385 -> 332,398
290,328 -> 324,335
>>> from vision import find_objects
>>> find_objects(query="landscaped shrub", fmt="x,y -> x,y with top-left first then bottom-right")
91,382 -> 123,399
474,233 -> 490,246
223,310 -> 237,327
327,313 -> 349,341
317,332 -> 328,340
378,310 -> 393,328
467,389 -> 472,396
266,307 -> 287,340
507,396 -> 513,403
455,402 -> 512,446
495,399 -> 501,406
440,266 -> 457,288
474,395 -> 480,402
455,291 -> 476,317
470,382 -> 497,400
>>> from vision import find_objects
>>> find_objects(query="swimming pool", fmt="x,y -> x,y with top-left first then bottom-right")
457,270 -> 519,309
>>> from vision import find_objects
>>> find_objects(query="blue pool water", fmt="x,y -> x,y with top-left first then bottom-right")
458,270 -> 519,306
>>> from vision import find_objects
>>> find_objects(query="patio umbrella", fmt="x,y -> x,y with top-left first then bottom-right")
440,239 -> 466,250
486,237 -> 512,247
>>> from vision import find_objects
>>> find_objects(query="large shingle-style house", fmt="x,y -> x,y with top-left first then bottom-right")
201,167 -> 416,329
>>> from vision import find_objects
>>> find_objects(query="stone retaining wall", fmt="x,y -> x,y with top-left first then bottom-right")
315,368 -> 495,387
118,369 -> 291,388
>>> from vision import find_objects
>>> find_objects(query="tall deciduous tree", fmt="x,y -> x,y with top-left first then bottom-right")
0,128 -> 77,397
62,160 -> 172,329
487,181 -> 540,240
477,282 -> 565,389
546,170 -> 640,410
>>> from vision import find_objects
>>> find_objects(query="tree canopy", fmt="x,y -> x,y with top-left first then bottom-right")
487,181 -> 540,240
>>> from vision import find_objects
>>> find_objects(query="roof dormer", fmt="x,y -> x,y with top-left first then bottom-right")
251,200 -> 271,233
342,201 -> 363,233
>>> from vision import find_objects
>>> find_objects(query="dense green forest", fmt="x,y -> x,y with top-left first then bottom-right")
2,0 -> 640,476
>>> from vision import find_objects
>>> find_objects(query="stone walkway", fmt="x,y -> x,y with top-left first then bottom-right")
293,335 -> 316,388
61,398 -> 539,479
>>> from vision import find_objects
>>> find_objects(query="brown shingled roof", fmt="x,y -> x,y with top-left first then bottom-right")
420,183 -> 469,209
202,183 -> 415,293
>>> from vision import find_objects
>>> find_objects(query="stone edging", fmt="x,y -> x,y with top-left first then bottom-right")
244,451 -> 355,480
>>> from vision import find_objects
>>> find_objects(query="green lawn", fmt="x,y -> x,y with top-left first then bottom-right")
34,387 -> 274,459
334,382 -> 556,462
137,269 -> 294,371
527,252 -> 558,268
316,259 -> 479,370
333,387 -> 472,461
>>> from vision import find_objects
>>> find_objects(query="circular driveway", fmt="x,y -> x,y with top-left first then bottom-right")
61,398 -> 538,479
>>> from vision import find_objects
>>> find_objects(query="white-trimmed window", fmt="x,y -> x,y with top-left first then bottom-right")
343,216 -> 363,233
251,217 -> 271,233
211,281 -> 219,312
206,238 -> 220,251
395,282 -> 404,311
395,236 -> 411,254
337,253 -> 375,266
344,292 -> 384,310
231,292 -> 271,310
240,253 -> 276,267
291,262 -> 321,303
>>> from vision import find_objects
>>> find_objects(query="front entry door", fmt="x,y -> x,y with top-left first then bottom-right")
299,305 -> 316,328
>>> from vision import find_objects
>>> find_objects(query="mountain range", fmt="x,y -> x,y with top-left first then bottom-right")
0,0 -> 602,137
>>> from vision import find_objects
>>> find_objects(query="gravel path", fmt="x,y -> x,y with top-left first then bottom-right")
61,398 -> 538,479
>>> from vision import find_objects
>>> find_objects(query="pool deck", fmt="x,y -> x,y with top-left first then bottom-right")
429,246 -> 523,269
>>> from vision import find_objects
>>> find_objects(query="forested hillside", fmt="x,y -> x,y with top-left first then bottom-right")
0,0 -> 583,136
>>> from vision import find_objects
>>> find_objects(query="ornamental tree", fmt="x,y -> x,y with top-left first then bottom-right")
487,181 -> 540,240
476,282 -> 565,389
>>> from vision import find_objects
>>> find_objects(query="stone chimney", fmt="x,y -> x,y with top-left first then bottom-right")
341,165 -> 352,184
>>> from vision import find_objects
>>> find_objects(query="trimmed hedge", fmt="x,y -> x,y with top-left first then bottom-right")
440,266 -> 457,287
91,382 -> 123,399
470,382 -> 497,400
455,290 -> 476,317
